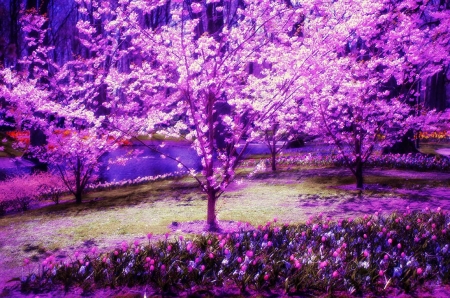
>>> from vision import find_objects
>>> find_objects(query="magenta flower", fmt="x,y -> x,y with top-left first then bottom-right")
379,270 -> 384,276
264,274 -> 269,281
332,271 -> 339,278
246,250 -> 254,258
417,268 -> 423,275
167,245 -> 172,251
388,238 -> 393,245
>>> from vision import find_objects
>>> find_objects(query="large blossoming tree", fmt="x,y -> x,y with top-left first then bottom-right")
100,0 -> 302,229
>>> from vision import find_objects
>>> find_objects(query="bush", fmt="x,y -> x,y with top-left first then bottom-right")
18,208 -> 450,296
0,172 -> 65,213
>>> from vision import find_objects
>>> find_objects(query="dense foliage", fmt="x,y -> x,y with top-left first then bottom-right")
19,209 -> 450,296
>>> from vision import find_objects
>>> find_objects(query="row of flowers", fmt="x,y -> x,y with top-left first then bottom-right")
244,153 -> 450,172
20,208 -> 450,295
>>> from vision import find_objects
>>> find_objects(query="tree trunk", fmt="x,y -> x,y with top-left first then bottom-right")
271,150 -> 276,172
75,190 -> 82,204
206,188 -> 218,231
355,159 -> 363,189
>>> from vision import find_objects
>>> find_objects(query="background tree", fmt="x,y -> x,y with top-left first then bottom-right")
308,0 -> 450,189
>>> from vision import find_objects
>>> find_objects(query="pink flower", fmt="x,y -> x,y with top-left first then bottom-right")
237,257 -> 242,263
333,251 -> 339,258
432,235 -> 437,241
367,221 -> 371,227
443,229 -> 447,234
161,264 -> 166,271
134,240 -> 139,246
114,250 -> 119,256
209,253 -> 214,259
146,257 -> 151,263
384,254 -> 389,260
150,265 -> 155,271
417,268 -> 423,275
379,270 -> 384,276
332,270 -> 339,278
264,234 -> 268,240
147,233 -> 153,239
406,225 -> 410,230
179,235 -> 184,241
432,223 -> 436,229
319,261 -> 328,269
264,274 -> 269,281
363,234 -> 367,239
295,261 -> 302,269
321,236 -> 326,242
167,245 -> 172,251
201,265 -> 205,271
363,250 -> 369,257
397,243 -> 402,249
23,258 -> 30,265
388,238 -> 393,245
207,240 -> 212,245
267,241 -> 273,247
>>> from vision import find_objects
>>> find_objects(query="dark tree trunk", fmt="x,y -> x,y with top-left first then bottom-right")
206,188 -> 218,230
75,190 -> 82,204
271,150 -> 276,172
355,159 -> 363,189
354,133 -> 364,189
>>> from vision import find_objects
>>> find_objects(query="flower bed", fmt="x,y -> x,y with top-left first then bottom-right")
19,208 -> 450,296
245,153 -> 450,172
